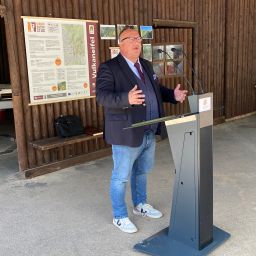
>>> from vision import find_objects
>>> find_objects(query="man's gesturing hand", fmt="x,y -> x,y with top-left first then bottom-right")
128,85 -> 145,105
174,84 -> 188,103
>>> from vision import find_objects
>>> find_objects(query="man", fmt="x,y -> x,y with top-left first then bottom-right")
96,26 -> 187,233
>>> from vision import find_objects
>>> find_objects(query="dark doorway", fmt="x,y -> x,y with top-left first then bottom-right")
0,17 -> 17,176
0,16 -> 14,135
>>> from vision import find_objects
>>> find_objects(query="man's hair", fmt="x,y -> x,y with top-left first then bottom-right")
118,25 -> 136,39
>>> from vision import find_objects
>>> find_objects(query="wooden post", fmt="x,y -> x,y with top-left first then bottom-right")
2,0 -> 29,171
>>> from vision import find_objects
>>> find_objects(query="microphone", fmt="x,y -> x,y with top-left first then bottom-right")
171,48 -> 204,94
157,49 -> 195,95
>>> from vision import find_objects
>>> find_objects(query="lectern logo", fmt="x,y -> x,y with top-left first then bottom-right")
199,97 -> 211,112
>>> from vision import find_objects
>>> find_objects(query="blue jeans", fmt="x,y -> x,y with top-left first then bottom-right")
110,131 -> 156,219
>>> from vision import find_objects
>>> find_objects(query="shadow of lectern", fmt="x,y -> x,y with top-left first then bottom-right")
130,93 -> 230,256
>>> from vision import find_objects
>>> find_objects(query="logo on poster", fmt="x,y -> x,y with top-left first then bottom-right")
89,25 -> 94,34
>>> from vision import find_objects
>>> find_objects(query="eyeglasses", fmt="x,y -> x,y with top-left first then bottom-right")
120,36 -> 142,42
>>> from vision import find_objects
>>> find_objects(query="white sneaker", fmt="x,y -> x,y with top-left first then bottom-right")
113,217 -> 138,233
133,203 -> 163,218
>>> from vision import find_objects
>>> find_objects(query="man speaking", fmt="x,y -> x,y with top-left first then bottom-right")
96,25 -> 187,233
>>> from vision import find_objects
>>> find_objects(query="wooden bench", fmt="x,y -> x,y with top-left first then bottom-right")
30,132 -> 103,151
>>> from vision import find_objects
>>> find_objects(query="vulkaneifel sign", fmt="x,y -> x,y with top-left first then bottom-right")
22,16 -> 99,105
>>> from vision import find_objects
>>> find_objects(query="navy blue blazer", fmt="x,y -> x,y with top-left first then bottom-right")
96,54 -> 177,147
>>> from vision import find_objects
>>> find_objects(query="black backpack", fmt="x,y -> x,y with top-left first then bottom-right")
54,115 -> 84,138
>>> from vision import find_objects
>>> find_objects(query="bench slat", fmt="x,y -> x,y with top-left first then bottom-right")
30,133 -> 103,151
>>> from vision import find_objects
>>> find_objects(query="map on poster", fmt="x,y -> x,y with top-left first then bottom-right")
22,16 -> 99,105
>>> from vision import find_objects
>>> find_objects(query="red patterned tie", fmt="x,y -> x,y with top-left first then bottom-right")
134,61 -> 145,83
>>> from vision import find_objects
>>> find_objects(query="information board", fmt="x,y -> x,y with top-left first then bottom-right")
22,16 -> 99,105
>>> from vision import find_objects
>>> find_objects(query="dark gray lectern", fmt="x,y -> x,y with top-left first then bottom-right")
134,93 -> 230,256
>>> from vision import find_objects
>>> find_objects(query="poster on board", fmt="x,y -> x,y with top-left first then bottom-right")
22,16 -> 99,105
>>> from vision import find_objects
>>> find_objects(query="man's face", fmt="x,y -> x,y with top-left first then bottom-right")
119,29 -> 142,62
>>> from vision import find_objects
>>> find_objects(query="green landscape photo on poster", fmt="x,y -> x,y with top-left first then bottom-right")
100,25 -> 116,39
140,25 -> 153,39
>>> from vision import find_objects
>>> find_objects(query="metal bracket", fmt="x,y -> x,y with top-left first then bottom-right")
0,5 -> 7,18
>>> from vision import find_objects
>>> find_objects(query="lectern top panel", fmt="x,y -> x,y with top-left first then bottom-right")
165,115 -> 196,126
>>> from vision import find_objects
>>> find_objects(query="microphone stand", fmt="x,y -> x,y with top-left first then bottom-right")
171,48 -> 204,94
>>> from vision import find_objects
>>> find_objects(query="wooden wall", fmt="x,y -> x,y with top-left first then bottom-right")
196,0 -> 226,121
151,0 -> 226,121
225,0 -> 256,118
1,0 -> 256,177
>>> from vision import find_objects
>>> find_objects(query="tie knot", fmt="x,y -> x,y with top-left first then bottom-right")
134,61 -> 140,69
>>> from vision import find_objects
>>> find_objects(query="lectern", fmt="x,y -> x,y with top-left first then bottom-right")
133,93 -> 230,256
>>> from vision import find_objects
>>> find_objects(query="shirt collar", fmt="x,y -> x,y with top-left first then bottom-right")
122,54 -> 141,67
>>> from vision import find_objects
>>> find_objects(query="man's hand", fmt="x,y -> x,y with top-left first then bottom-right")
128,85 -> 145,105
174,84 -> 188,103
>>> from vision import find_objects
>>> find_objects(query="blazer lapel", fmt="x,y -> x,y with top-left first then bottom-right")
140,58 -> 161,97
117,54 -> 137,87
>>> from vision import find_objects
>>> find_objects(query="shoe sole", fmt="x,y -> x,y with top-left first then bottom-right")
133,209 -> 163,219
113,221 -> 138,233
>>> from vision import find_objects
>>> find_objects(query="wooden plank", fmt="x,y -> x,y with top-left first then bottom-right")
65,0 -> 76,156
91,0 -> 97,19
30,133 -> 103,150
37,0 -> 51,163
231,0 -> 239,117
72,0 -> 80,18
240,0 -> 246,115
244,0 -> 251,113
52,0 -> 60,17
147,0 -> 153,24
249,0 -> 256,111
44,0 -> 60,161
159,0 -> 165,45
20,0 -> 40,168
209,0 -> 213,110
119,0 -> 124,23
82,0 -> 92,153
237,0 -> 243,116
87,0 -> 98,153
224,0 -> 232,118
253,0 -> 256,110
128,0 -> 134,23
66,0 -> 72,18
46,10 -> 58,163
40,105 -> 51,162
37,0 -> 46,16
71,0 -> 83,156
114,0 -> 120,24
217,0 -> 225,119
27,1 -> 44,166
194,0 -> 201,95
153,19 -> 197,28
204,0 -> 209,94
